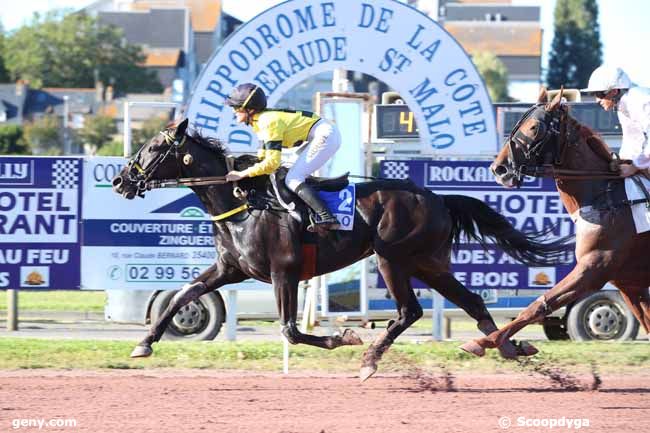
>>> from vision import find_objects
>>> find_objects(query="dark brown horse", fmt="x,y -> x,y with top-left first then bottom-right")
461,89 -> 650,357
112,118 -> 571,380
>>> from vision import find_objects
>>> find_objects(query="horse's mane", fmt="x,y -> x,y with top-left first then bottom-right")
565,110 -> 614,163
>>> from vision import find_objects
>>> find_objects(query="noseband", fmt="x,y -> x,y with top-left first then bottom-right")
124,130 -> 188,197
505,104 -> 566,181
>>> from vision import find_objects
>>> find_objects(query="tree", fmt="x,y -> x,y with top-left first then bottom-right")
0,124 -> 30,154
547,0 -> 602,89
131,115 -> 171,151
78,114 -> 117,152
97,140 -> 124,156
4,11 -> 162,92
472,51 -> 509,102
0,24 -> 9,83
23,115 -> 63,155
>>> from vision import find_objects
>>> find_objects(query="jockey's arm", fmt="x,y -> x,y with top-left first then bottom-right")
242,141 -> 282,177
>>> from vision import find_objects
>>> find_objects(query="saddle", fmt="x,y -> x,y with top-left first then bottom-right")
271,168 -> 349,208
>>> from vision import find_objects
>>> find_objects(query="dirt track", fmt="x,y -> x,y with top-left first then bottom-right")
0,370 -> 648,433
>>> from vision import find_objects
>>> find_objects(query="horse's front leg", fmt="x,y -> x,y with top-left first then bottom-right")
273,271 -> 363,350
131,261 -> 247,358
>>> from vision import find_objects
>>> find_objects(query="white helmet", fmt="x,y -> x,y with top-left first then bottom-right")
582,65 -> 631,93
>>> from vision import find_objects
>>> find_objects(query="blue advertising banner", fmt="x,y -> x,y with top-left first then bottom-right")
0,157 -> 82,289
378,160 -> 575,292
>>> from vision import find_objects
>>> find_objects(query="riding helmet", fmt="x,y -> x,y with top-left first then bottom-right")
225,83 -> 267,111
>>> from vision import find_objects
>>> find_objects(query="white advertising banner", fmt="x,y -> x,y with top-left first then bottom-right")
81,157 -> 219,290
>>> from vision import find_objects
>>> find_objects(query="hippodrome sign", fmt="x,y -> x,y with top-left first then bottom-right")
186,0 -> 498,156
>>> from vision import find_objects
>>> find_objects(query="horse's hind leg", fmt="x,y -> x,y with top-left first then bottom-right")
413,268 -> 524,359
617,285 -> 650,339
360,255 -> 423,382
273,271 -> 363,349
461,261 -> 609,357
131,262 -> 247,358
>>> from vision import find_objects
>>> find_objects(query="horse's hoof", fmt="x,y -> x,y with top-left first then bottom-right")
460,340 -> 486,357
517,341 -> 538,357
130,345 -> 153,358
497,341 -> 519,360
342,329 -> 363,346
359,365 -> 377,382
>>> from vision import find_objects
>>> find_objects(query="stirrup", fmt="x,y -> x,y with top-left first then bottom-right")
307,214 -> 340,232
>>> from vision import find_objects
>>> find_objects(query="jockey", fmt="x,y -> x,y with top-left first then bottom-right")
224,83 -> 341,230
582,65 -> 650,177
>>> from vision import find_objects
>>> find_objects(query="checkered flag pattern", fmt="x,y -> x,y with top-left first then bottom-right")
52,159 -> 80,189
382,161 -> 410,179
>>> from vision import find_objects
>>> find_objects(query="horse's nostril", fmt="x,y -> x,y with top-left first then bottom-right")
493,165 -> 509,176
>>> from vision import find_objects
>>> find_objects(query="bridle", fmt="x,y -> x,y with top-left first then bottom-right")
122,129 -> 234,197
502,103 -> 622,185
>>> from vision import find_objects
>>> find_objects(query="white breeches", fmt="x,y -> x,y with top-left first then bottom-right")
285,119 -> 341,191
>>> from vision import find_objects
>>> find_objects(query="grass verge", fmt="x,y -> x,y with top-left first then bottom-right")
0,338 -> 647,374
0,290 -> 106,312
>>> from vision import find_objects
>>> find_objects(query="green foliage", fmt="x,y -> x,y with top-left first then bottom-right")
131,116 -> 170,151
0,124 -> 30,154
78,114 -> 117,150
23,114 -> 62,155
4,11 -> 162,92
0,290 -> 106,312
547,0 -> 602,89
0,25 -> 9,83
472,51 -> 509,102
97,140 -> 125,156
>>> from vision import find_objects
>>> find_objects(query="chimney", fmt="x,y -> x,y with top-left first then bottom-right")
16,80 -> 26,97
96,81 -> 105,103
106,85 -> 114,102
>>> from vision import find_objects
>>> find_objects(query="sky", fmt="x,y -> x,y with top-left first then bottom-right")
1,0 -> 649,87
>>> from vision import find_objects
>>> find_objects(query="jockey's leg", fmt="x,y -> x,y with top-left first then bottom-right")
131,261 -> 247,358
286,120 -> 341,230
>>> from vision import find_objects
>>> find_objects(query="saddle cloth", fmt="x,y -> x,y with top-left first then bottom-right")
624,175 -> 650,233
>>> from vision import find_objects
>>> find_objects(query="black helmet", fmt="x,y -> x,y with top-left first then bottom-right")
225,83 -> 267,111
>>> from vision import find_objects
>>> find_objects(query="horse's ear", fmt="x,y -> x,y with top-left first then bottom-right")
175,118 -> 189,139
547,86 -> 564,111
537,87 -> 547,103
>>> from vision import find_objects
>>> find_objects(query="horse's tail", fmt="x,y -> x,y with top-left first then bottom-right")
442,194 -> 574,267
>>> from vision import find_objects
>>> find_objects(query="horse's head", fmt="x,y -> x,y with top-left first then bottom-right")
112,118 -> 208,199
491,88 -> 567,188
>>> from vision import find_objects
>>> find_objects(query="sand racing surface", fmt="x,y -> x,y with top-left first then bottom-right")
1,370 -> 648,432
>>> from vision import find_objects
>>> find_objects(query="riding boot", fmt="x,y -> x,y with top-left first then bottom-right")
294,183 -> 340,230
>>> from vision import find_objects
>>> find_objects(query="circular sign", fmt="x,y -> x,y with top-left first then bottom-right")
186,0 -> 497,155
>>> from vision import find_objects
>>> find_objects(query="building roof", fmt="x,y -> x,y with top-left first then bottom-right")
143,48 -> 182,67
445,22 -> 541,56
24,88 -> 102,118
444,4 -> 540,21
99,8 -> 187,49
130,0 -> 221,32
0,83 -> 28,124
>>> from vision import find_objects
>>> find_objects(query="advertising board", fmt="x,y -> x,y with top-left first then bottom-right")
0,157 -> 82,289
376,160 -> 575,307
